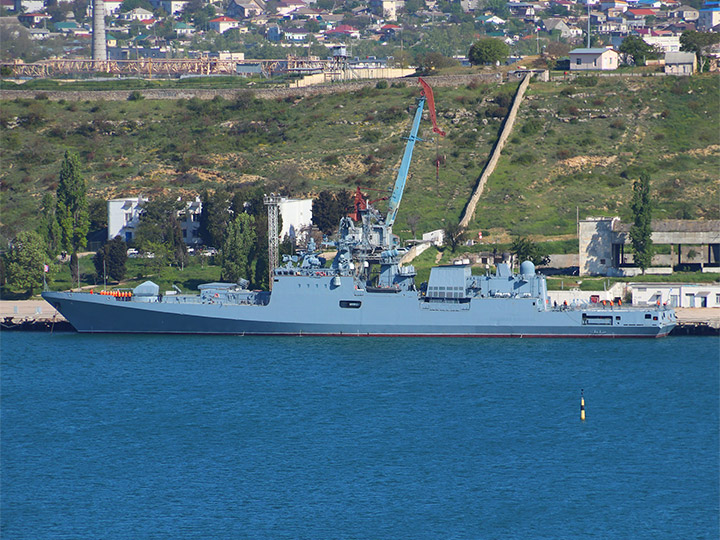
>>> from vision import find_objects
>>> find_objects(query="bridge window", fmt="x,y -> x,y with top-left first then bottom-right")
339,300 -> 362,309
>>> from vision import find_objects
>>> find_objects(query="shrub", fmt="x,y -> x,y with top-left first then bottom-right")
521,118 -> 543,135
127,91 -> 144,101
512,152 -> 536,165
375,80 -> 388,89
362,129 -> 382,143
575,76 -> 598,87
610,119 -> 625,130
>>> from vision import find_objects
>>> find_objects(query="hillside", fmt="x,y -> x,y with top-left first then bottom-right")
1,74 -> 718,245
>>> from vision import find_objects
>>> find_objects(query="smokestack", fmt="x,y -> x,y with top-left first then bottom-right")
92,0 -> 107,61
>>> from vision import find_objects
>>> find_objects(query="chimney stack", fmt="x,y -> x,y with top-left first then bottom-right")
92,0 -> 107,61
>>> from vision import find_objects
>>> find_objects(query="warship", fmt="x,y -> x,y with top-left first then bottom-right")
42,80 -> 676,337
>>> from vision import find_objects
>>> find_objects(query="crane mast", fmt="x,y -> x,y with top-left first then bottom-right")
385,96 -> 426,229
385,77 -> 445,230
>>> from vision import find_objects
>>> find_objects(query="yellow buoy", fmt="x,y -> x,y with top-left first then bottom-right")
580,389 -> 586,421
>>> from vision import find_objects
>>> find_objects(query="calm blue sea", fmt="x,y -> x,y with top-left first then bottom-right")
1,333 -> 718,539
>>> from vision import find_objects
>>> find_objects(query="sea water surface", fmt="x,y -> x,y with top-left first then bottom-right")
1,333 -> 718,539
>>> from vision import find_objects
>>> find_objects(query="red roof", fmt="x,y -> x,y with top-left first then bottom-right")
333,24 -> 358,32
210,16 -> 239,22
628,8 -> 656,15
381,24 -> 401,30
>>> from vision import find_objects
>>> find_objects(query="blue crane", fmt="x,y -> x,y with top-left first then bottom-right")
384,78 -> 445,229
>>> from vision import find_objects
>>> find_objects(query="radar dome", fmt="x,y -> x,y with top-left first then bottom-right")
520,261 -> 535,276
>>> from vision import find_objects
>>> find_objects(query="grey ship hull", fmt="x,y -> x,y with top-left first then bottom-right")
42,276 -> 675,338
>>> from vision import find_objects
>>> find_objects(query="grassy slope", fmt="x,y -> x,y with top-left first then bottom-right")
1,75 -> 718,246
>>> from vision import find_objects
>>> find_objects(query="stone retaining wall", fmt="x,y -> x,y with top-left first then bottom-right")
0,73 -> 507,102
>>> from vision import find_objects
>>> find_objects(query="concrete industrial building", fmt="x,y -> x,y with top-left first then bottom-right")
579,217 -> 720,276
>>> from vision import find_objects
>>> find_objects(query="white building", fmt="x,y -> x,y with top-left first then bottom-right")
108,196 -> 148,242
176,197 -> 202,245
632,283 -> 720,308
160,0 -> 188,15
278,198 -> 313,242
119,7 -> 154,21
422,229 -> 445,246
569,47 -> 620,71
208,16 -> 240,33
643,35 -> 680,53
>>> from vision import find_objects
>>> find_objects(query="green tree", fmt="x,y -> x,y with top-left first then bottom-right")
5,231 -> 52,295
680,30 -> 720,72
510,236 -> 551,266
416,52 -> 460,74
443,221 -> 467,252
618,35 -> 657,66
134,197 -> 187,267
312,190 -> 353,236
93,236 -> 128,282
486,0 -> 510,17
221,213 -> 257,284
629,172 -> 654,273
87,198 -> 108,234
37,192 -> 61,257
56,150 -> 90,254
468,38 -> 510,66
198,189 -> 231,248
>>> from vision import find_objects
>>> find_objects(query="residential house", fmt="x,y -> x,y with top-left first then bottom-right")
13,0 -> 44,13
460,0 -> 479,14
119,8 -> 154,21
17,12 -> 51,25
160,0 -> 189,15
277,0 -> 306,16
1,0 -> 16,12
28,27 -> 50,39
477,14 -> 506,25
208,16 -> 240,33
174,21 -> 195,37
324,24 -> 361,38
664,51 -> 696,74
542,18 -> 572,37
669,4 -> 699,20
569,46 -> 620,70
284,27 -> 310,41
227,0 -> 266,19
698,0 -> 720,30
625,7 -> 658,23
600,0 -> 628,11
266,24 -> 282,41
87,0 -> 123,17
643,34 -> 680,52
54,21 -> 81,33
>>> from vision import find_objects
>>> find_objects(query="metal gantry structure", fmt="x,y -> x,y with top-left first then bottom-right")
263,194 -> 282,289
1,55 -> 359,80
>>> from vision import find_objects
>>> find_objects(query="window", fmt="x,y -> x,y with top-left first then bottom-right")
339,300 -> 362,309
576,58 -> 581,65
583,314 -> 613,325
